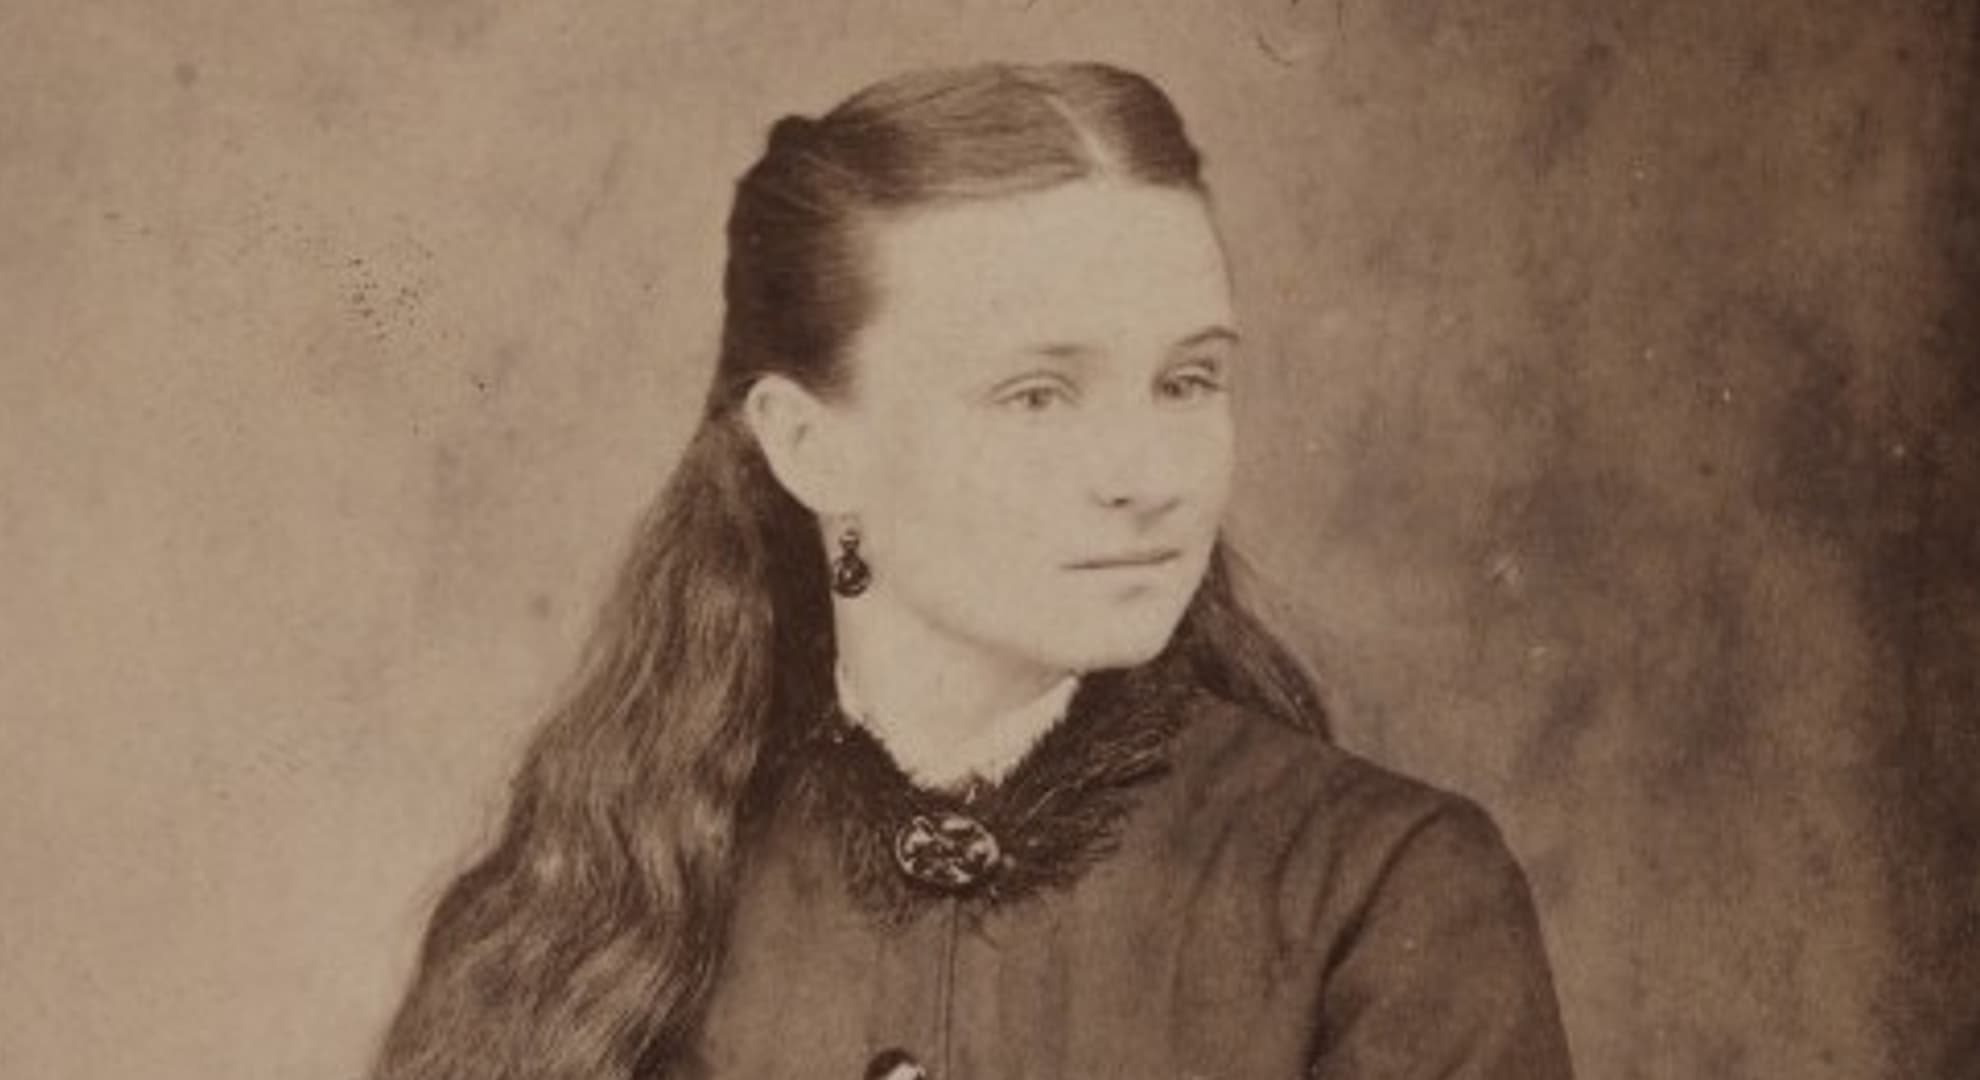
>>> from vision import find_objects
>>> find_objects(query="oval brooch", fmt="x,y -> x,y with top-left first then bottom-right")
892,811 -> 1004,892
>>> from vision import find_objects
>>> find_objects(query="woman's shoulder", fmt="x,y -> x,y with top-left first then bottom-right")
1150,696 -> 1574,1077
1168,691 -> 1483,823
1158,690 -> 1525,897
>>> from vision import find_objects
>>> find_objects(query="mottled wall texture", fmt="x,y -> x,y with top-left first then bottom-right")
3,1 -> 1974,1077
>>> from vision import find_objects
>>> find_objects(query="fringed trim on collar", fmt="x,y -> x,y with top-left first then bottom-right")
777,649 -> 1201,924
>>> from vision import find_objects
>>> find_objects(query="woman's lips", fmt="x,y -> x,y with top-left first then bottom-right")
1066,547 -> 1183,570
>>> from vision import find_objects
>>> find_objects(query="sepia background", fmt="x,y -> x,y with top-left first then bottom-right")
3,0 -> 1975,1077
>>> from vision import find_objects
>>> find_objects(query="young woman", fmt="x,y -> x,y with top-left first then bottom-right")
371,61 -> 1574,1080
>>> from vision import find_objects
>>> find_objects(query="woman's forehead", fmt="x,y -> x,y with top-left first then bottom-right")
852,180 -> 1235,366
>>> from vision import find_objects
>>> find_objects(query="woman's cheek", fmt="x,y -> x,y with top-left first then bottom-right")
1150,413 -> 1230,512
952,419 -> 1066,507
875,410 -> 978,510
1200,435 -> 1237,513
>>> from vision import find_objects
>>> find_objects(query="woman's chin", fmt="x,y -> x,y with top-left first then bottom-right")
1030,616 -> 1186,675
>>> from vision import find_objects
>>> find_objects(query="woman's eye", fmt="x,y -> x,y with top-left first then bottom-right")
998,383 -> 1072,412
1158,365 -> 1227,402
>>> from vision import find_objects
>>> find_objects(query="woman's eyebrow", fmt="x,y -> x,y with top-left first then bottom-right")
1016,341 -> 1102,362
1176,326 -> 1241,350
1012,327 -> 1241,362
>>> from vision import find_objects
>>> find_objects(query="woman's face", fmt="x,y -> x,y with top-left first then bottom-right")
836,179 -> 1237,677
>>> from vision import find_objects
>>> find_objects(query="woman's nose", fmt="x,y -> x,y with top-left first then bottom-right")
1082,406 -> 1193,513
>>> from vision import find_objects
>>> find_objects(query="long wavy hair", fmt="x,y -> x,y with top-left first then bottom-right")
370,61 -> 1329,1080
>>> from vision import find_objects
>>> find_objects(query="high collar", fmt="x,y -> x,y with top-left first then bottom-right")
785,649 -> 1202,920
833,659 -> 1082,791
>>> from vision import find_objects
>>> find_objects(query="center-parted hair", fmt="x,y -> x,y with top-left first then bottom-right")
370,61 -> 1321,1080
707,61 -> 1204,415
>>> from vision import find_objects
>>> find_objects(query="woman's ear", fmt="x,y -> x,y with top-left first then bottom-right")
740,374 -> 861,516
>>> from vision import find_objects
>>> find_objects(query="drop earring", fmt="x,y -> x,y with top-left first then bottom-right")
831,525 -> 872,597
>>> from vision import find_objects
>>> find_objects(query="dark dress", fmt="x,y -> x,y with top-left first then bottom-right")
690,656 -> 1575,1079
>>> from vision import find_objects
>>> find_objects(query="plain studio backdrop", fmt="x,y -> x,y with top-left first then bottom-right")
3,1 -> 1975,1078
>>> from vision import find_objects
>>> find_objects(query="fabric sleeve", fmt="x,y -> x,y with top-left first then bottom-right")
1307,798 -> 1576,1079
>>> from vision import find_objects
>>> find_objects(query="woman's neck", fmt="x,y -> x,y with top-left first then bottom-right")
832,598 -> 1074,783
